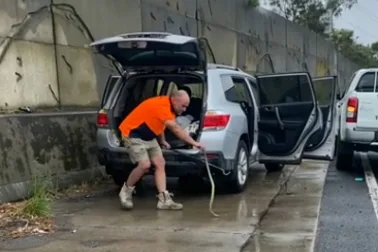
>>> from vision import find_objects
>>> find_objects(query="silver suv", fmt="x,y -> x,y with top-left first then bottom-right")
90,32 -> 338,193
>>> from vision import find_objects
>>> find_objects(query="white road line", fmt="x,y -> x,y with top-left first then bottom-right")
361,152 -> 378,222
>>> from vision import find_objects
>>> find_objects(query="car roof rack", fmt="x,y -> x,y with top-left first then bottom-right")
208,63 -> 242,72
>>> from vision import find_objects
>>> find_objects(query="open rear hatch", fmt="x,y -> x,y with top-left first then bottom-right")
92,32 -> 216,152
90,32 -> 215,73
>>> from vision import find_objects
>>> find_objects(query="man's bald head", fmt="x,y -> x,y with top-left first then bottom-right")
170,89 -> 190,115
171,89 -> 190,101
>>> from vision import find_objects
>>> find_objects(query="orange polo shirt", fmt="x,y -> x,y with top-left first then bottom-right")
119,96 -> 176,141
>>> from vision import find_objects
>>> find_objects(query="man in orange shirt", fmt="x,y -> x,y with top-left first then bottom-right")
118,90 -> 203,210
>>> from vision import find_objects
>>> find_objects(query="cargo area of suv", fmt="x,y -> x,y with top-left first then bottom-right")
109,73 -> 206,149
91,32 -> 214,151
90,32 -> 222,187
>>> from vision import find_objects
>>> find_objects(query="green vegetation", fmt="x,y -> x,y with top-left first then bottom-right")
330,29 -> 378,67
247,0 -> 260,8
266,0 -> 378,67
22,173 -> 53,218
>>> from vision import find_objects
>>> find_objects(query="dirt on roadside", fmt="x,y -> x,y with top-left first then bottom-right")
0,176 -> 116,240
0,202 -> 54,239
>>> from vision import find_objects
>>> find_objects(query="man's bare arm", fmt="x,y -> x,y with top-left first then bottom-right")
158,133 -> 166,143
164,120 -> 197,146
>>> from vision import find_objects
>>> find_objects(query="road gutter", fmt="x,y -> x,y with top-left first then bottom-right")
240,165 -> 298,251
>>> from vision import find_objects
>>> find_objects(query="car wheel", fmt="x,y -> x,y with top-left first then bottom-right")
227,140 -> 249,193
265,163 -> 285,173
336,140 -> 354,171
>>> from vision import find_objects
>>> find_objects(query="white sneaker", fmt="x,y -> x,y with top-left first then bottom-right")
119,184 -> 134,210
157,191 -> 183,210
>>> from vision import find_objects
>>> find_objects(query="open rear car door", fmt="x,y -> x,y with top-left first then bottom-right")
255,72 -> 323,164
303,76 -> 337,160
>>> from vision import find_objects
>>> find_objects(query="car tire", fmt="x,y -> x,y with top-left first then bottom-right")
226,140 -> 249,193
265,163 -> 285,173
336,140 -> 354,171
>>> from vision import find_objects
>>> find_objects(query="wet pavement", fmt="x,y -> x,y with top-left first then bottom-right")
243,161 -> 328,252
0,161 -> 329,252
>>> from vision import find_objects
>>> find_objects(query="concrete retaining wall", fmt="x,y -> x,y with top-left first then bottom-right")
0,111 -> 99,202
0,0 -> 361,111
0,0 -> 361,202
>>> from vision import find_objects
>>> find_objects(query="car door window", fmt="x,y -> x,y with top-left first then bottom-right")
101,75 -> 121,107
312,77 -> 335,106
258,74 -> 313,105
223,76 -> 253,106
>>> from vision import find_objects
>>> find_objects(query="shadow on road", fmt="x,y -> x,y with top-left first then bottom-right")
336,151 -> 378,179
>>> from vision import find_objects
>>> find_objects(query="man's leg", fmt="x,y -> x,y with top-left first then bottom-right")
148,140 -> 183,210
119,138 -> 151,210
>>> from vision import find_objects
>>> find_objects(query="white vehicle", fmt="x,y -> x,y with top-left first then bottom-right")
336,68 -> 378,171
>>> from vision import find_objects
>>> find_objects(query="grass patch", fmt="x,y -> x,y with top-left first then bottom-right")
0,173 -> 55,239
21,174 -> 53,218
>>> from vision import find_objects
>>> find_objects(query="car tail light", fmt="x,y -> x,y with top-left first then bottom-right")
346,97 -> 358,123
203,111 -> 230,130
97,110 -> 109,127
205,153 -> 218,159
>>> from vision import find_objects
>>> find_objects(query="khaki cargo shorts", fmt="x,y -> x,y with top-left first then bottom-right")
122,136 -> 162,163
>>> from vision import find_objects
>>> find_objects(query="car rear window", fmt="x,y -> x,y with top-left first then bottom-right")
355,72 -> 376,92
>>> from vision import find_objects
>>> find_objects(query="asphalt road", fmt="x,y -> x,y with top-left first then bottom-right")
315,152 -> 378,252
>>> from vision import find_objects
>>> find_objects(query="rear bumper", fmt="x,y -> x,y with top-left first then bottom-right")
341,124 -> 378,152
353,143 -> 378,152
98,148 -> 231,177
